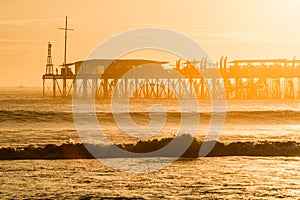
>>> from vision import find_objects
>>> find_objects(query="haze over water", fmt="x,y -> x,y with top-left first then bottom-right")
0,87 -> 300,199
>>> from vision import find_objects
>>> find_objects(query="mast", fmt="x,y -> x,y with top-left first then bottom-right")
58,16 -> 74,96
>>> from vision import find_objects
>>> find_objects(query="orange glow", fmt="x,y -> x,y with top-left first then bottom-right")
1,0 -> 300,86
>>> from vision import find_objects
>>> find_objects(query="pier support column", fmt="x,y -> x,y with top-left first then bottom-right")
83,78 -> 87,97
43,78 -> 45,97
63,73 -> 66,97
103,79 -> 108,99
200,78 -> 204,98
92,79 -> 97,98
73,78 -> 77,98
178,79 -> 182,98
124,79 -> 128,98
211,78 -> 216,99
53,77 -> 56,97
223,78 -> 229,99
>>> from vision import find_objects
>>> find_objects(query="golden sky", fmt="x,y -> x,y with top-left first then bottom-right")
1,0 -> 300,86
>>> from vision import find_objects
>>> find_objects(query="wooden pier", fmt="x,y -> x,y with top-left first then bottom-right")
42,57 -> 300,99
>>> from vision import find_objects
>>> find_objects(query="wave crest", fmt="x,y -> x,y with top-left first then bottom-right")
1,134 -> 299,159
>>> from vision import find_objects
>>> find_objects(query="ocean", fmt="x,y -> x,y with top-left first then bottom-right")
0,87 -> 300,199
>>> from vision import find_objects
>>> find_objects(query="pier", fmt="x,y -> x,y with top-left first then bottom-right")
42,17 -> 300,100
42,53 -> 300,99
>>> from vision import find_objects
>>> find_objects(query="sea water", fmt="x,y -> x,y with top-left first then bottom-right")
0,87 -> 299,199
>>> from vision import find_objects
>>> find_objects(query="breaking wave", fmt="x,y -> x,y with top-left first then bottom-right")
1,134 -> 299,160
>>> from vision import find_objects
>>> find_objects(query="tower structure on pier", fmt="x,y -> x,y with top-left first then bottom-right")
45,42 -> 53,75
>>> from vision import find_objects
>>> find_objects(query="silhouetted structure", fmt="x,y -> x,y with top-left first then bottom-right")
42,17 -> 300,99
58,16 -> 74,97
42,54 -> 300,99
45,42 -> 54,75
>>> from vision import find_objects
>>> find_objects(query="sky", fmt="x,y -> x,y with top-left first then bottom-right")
1,0 -> 300,86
